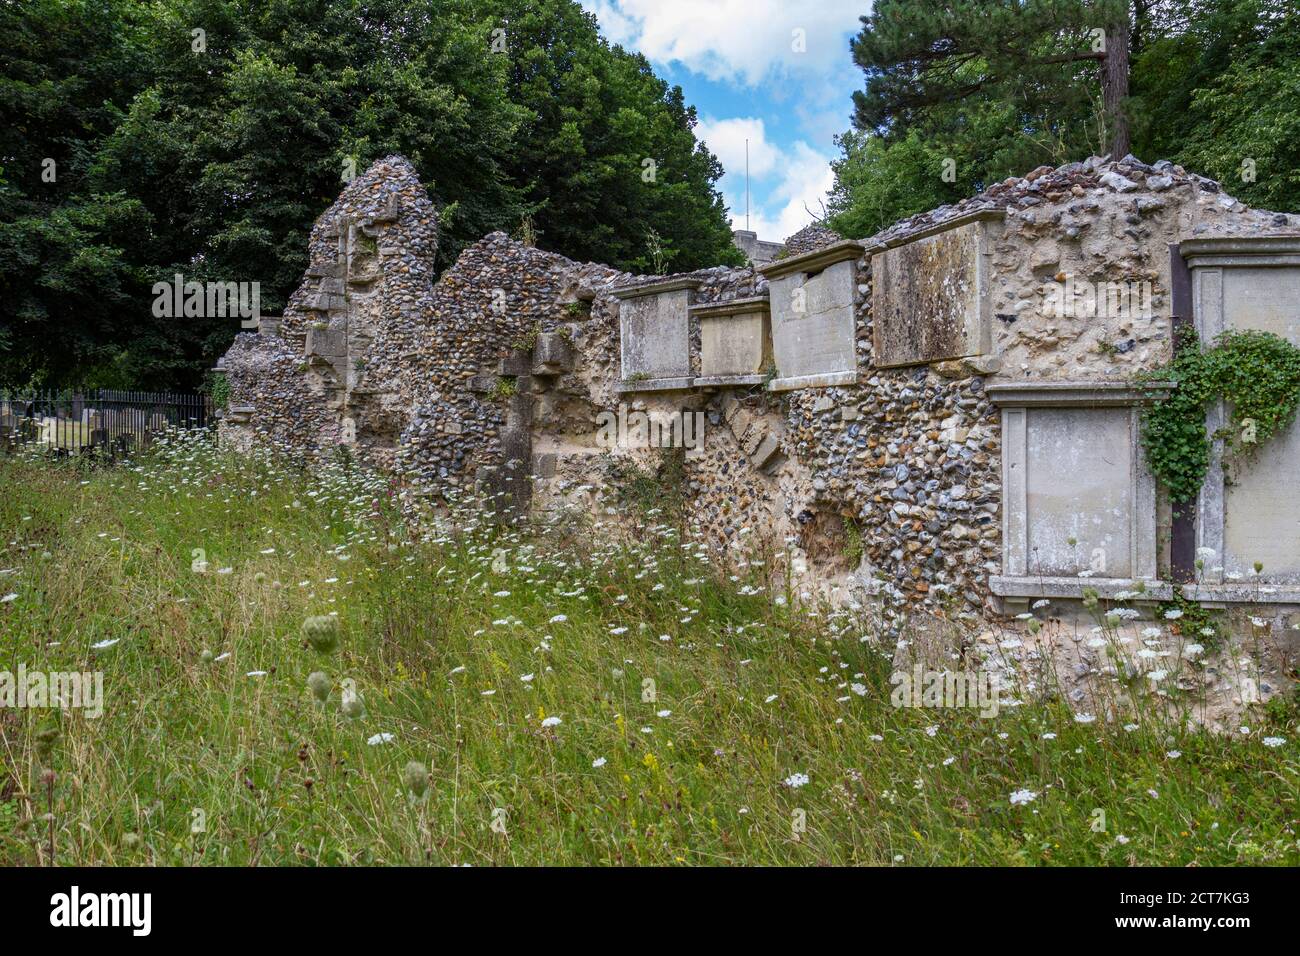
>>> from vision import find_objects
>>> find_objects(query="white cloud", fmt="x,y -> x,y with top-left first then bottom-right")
697,117 -> 834,242
747,141 -> 836,241
583,1 -> 853,242
583,0 -> 865,87
694,117 -> 780,179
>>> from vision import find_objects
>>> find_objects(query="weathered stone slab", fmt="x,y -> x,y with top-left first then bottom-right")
1184,237 -> 1300,585
1024,407 -> 1134,577
691,295 -> 771,386
532,332 -> 574,376
497,351 -> 531,377
613,276 -> 698,386
870,211 -> 1000,368
988,383 -> 1167,597
306,327 -> 347,361
759,241 -> 862,390
692,295 -> 771,384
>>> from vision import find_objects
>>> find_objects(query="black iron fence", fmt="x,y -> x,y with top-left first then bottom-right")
0,389 -> 211,456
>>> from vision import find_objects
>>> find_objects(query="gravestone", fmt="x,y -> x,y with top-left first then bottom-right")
870,210 -> 1000,368
988,383 -> 1169,601
613,277 -> 699,392
692,296 -> 771,386
760,241 -> 863,391
1183,237 -> 1300,591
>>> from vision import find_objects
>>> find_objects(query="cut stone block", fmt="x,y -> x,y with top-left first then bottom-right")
691,295 -> 771,386
612,276 -> 698,387
870,210 -> 1001,368
750,432 -> 781,470
497,351 -> 531,377
532,332 -> 574,375
306,327 -> 348,361
760,241 -> 863,390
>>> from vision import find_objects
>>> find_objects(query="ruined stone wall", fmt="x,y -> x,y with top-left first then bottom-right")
219,155 -> 441,465
219,153 -> 1297,620
214,152 -> 1300,727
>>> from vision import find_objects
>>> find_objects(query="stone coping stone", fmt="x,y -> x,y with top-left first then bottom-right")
758,240 -> 864,281
995,574 -> 1300,606
986,381 -> 1173,407
767,370 -> 857,392
990,575 -> 1174,601
610,276 -> 703,300
694,373 -> 767,388
1180,235 -> 1300,268
863,208 -> 1006,254
616,376 -> 695,393
688,295 -> 770,318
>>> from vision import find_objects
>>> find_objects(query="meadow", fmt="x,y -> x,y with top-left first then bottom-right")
0,433 -> 1296,866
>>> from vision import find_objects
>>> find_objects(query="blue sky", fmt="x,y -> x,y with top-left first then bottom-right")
580,1 -> 869,243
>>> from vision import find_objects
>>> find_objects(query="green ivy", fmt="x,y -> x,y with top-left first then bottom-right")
209,375 -> 231,411
1139,329 -> 1300,503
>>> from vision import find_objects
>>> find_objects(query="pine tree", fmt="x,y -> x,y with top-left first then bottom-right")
850,0 -> 1136,159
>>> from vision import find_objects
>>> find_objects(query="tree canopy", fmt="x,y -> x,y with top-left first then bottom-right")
831,0 -> 1299,239
0,0 -> 742,389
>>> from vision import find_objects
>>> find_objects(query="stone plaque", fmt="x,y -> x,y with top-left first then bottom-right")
692,296 -> 771,385
1024,407 -> 1134,577
759,241 -> 862,391
870,212 -> 998,368
1185,238 -> 1300,586
613,277 -> 698,390
988,383 -> 1167,600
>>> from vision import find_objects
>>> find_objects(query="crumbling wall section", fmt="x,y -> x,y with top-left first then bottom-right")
220,155 -> 440,467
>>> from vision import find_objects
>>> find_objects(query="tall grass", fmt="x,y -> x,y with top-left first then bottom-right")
0,434 -> 1295,866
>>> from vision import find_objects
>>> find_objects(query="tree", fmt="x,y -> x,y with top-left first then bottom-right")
831,0 -> 1299,240
0,0 -> 741,389
481,0 -> 742,271
0,0 -> 152,387
1173,1 -> 1300,212
850,0 -> 1137,161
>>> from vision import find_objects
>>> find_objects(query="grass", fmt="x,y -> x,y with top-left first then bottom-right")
0,433 -> 1297,866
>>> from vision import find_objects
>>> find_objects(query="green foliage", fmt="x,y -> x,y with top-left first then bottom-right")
1158,591 -> 1225,652
833,0 -> 1300,239
1139,329 -> 1300,503
829,129 -> 974,239
612,448 -> 685,519
1172,1 -> 1300,213
841,516 -> 864,568
209,375 -> 231,411
480,0 -> 743,273
488,377 -> 517,401
0,438 -> 1296,865
0,0 -> 740,390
